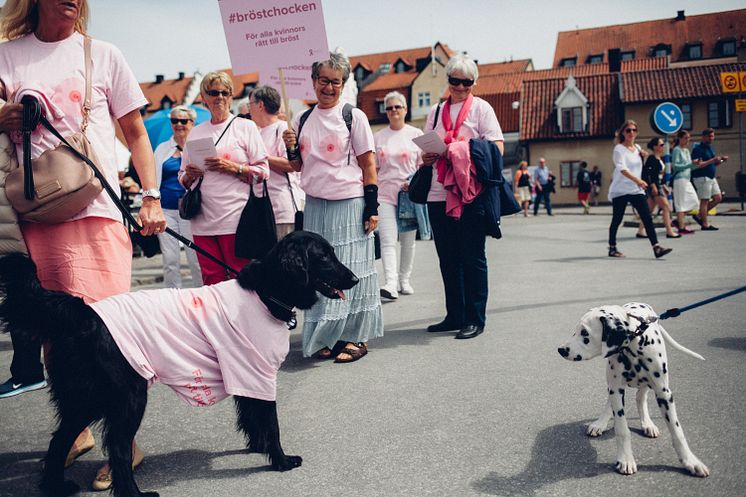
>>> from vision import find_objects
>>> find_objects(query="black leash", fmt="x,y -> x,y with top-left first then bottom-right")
658,286 -> 746,320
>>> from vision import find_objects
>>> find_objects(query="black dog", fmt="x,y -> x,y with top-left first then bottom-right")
0,231 -> 358,497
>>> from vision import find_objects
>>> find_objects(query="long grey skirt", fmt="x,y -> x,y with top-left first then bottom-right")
302,195 -> 384,357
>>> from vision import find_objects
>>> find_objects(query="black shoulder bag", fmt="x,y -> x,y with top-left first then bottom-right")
235,179 -> 277,260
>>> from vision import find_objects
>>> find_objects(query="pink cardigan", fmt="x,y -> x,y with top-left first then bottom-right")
437,140 -> 482,220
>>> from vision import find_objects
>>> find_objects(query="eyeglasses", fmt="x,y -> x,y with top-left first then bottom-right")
316,77 -> 343,88
205,89 -> 231,98
448,76 -> 475,87
655,142 -> 664,147
385,105 -> 404,112
624,128 -> 638,133
170,118 -> 193,125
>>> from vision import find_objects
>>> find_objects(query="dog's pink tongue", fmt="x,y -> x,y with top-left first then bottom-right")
335,289 -> 346,300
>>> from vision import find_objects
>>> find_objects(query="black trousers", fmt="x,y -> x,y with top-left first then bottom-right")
609,194 -> 658,247
427,202 -> 488,328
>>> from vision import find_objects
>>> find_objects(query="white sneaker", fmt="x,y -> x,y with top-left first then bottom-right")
399,281 -> 414,295
380,283 -> 398,299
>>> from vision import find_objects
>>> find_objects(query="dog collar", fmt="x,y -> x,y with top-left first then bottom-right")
259,295 -> 297,330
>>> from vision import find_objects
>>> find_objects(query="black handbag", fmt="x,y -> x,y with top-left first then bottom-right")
285,172 -> 303,231
235,180 -> 277,259
178,177 -> 202,220
408,165 -> 432,204
499,177 -> 522,216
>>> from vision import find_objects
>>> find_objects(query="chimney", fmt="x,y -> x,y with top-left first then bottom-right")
608,48 -> 621,73
155,74 -> 164,84
177,72 -> 185,81
675,10 -> 685,21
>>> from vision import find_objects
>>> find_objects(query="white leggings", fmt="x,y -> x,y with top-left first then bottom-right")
377,202 -> 416,287
158,208 -> 202,288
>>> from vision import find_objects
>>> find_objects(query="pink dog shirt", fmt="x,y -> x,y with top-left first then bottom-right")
90,280 -> 290,406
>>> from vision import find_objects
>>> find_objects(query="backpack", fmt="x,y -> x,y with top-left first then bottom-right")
296,103 -> 354,164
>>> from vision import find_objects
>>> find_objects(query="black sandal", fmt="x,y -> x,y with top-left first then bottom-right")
608,246 -> 624,258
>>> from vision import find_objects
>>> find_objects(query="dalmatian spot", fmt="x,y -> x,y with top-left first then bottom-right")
653,371 -> 661,378
617,409 -> 625,417
657,398 -> 670,410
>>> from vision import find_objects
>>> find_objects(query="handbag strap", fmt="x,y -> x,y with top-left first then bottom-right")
215,116 -> 237,146
80,36 -> 92,134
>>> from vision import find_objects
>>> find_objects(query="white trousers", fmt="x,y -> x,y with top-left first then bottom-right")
377,202 -> 416,288
157,208 -> 202,288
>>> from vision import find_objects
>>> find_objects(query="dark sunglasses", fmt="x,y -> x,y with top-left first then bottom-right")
170,118 -> 193,125
448,76 -> 475,87
385,105 -> 404,112
206,89 -> 231,97
624,128 -> 638,133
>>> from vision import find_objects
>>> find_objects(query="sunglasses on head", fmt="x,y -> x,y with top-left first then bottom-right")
170,118 -> 193,125
385,105 -> 404,112
624,128 -> 638,133
448,76 -> 475,87
206,89 -> 231,97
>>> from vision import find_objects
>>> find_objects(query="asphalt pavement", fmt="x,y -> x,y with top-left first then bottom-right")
1,204 -> 745,497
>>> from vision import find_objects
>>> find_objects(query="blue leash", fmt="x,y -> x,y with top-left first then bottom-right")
659,285 -> 746,320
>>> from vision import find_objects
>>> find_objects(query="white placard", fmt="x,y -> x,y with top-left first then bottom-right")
186,137 -> 217,169
412,131 -> 447,155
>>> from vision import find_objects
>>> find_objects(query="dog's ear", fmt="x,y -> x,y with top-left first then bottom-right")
600,314 -> 628,357
279,243 -> 309,286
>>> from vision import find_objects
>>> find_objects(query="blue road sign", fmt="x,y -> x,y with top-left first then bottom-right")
650,102 -> 683,135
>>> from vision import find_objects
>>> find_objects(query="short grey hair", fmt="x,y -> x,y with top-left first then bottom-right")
384,91 -> 407,109
445,54 -> 478,83
311,51 -> 350,83
170,105 -> 197,120
251,85 -> 281,115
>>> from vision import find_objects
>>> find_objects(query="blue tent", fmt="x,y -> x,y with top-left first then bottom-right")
143,106 -> 210,150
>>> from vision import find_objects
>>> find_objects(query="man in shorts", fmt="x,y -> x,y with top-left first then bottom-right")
691,128 -> 727,231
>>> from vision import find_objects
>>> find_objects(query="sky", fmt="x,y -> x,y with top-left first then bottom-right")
87,0 -> 745,82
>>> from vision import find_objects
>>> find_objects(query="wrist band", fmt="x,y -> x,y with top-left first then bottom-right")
363,184 -> 379,220
287,146 -> 300,162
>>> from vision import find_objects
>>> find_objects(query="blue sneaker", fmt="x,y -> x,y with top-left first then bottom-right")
0,377 -> 47,398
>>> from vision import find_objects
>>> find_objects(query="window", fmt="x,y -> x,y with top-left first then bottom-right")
559,57 -> 577,68
686,43 -> 702,60
680,103 -> 692,130
652,43 -> 671,58
417,91 -> 431,108
561,107 -> 583,133
395,60 -> 407,73
355,66 -> 366,83
379,63 -> 391,74
719,39 -> 736,57
707,100 -> 731,129
377,100 -> 386,115
560,161 -> 582,188
241,83 -> 255,97
620,51 -> 635,61
160,97 -> 172,110
587,54 -> 603,64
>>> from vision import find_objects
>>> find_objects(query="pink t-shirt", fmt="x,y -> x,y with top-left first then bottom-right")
0,32 -> 148,223
374,125 -> 423,206
260,120 -> 305,224
90,280 -> 290,406
291,103 -> 375,200
180,116 -> 269,236
424,97 -> 504,202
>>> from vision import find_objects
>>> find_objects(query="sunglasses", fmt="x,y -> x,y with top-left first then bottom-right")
316,77 -> 343,88
206,89 -> 231,98
385,105 -> 404,112
170,118 -> 193,125
448,76 -> 475,87
624,128 -> 638,133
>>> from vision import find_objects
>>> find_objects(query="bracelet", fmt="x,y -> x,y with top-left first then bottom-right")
237,164 -> 244,177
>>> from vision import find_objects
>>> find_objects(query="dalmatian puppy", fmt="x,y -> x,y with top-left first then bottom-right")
557,302 -> 709,477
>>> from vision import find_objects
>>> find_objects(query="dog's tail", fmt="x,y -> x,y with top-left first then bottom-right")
659,326 -> 705,361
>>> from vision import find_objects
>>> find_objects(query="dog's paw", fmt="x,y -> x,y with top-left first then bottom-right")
39,478 -> 80,497
682,456 -> 710,477
272,455 -> 302,471
641,421 -> 660,438
615,456 -> 637,475
587,420 -> 608,437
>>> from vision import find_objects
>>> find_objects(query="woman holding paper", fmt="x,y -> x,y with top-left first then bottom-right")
179,71 -> 269,284
282,52 -> 383,363
374,90 -> 423,299
421,54 -> 504,340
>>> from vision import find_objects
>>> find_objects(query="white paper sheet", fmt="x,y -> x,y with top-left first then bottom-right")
186,137 -> 217,169
412,131 -> 447,155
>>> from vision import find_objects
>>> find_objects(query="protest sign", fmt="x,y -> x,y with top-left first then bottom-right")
258,63 -> 315,100
218,0 -> 329,77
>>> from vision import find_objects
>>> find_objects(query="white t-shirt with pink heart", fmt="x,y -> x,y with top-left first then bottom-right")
179,116 -> 269,236
0,32 -> 148,223
291,103 -> 375,200
424,97 -> 504,202
374,125 -> 423,206
259,120 -> 305,224
90,280 -> 290,406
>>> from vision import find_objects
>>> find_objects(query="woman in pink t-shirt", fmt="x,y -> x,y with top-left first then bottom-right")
179,72 -> 269,285
0,0 -> 165,488
374,91 -> 423,299
283,52 -> 383,363
420,54 -> 504,340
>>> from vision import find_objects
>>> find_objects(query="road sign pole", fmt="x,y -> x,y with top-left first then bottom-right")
739,89 -> 744,210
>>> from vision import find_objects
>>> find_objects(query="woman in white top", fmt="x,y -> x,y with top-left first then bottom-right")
282,52 -> 383,363
607,120 -> 671,258
374,91 -> 423,299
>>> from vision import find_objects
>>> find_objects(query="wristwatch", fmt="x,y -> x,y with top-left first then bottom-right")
141,188 -> 161,200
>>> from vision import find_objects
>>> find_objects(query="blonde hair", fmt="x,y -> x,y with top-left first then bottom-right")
518,160 -> 528,169
200,71 -> 234,96
0,0 -> 89,40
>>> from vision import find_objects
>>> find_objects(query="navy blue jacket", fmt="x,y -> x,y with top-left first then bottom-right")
464,139 -> 506,239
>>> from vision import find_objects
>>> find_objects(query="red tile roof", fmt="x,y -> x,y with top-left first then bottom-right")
553,9 -> 746,67
140,76 -> 193,114
478,59 -> 532,76
361,72 -> 419,92
191,69 -> 259,105
480,92 -> 520,133
621,62 -> 746,103
520,73 -> 621,141
349,43 -> 453,72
